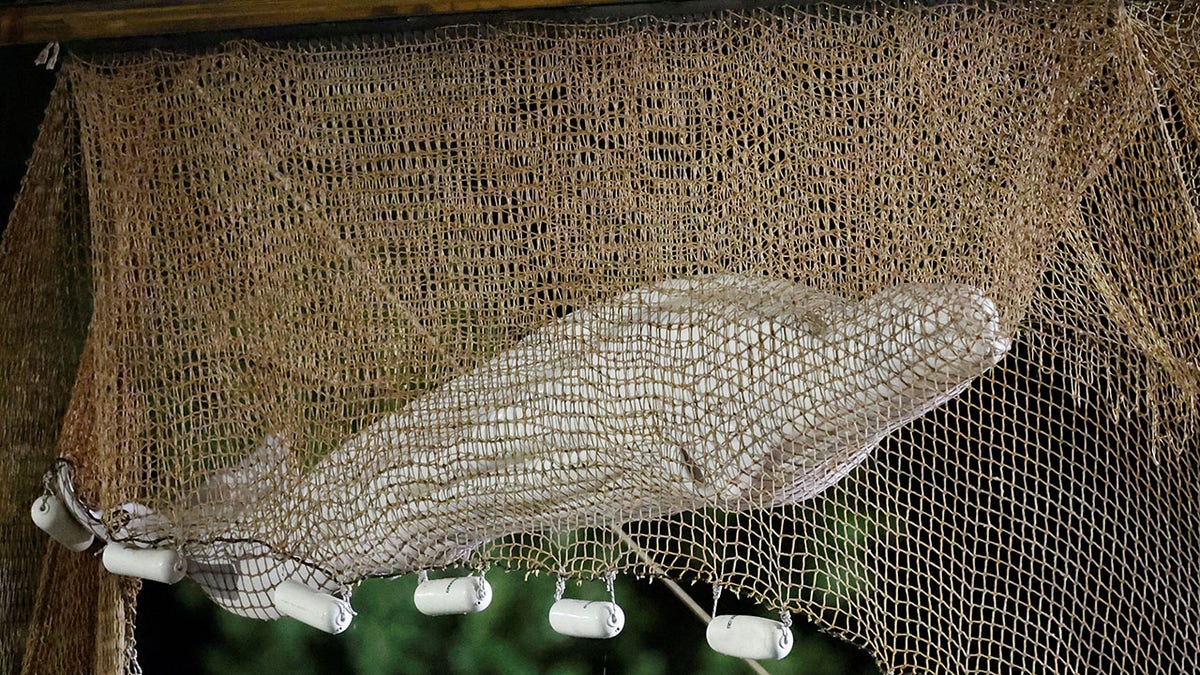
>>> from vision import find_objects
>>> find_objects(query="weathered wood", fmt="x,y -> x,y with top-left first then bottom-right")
0,0 -> 632,46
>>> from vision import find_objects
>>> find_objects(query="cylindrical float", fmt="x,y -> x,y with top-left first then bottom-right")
101,544 -> 186,584
548,599 -> 625,639
273,580 -> 355,634
30,494 -> 94,552
706,614 -> 793,660
413,576 -> 493,616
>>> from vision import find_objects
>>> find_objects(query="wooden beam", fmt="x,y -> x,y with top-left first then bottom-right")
0,0 -> 634,46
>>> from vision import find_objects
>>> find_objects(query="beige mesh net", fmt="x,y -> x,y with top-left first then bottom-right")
3,0 -> 1199,672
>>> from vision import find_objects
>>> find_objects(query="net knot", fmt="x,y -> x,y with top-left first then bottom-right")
554,574 -> 566,602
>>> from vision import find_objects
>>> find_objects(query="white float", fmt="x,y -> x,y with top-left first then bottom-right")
101,544 -> 186,584
30,494 -> 94,552
548,599 -> 625,639
706,614 -> 793,660
273,579 -> 355,634
413,576 -> 493,616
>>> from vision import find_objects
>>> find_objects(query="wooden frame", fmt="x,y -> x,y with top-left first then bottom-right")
0,0 -> 638,46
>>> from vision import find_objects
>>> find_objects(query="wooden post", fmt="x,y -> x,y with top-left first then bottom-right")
0,0 -> 633,46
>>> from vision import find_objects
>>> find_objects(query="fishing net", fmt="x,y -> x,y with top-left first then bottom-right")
2,0 -> 1198,672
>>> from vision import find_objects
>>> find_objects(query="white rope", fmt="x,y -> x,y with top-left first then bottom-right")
34,42 -> 60,70
611,527 -> 770,675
